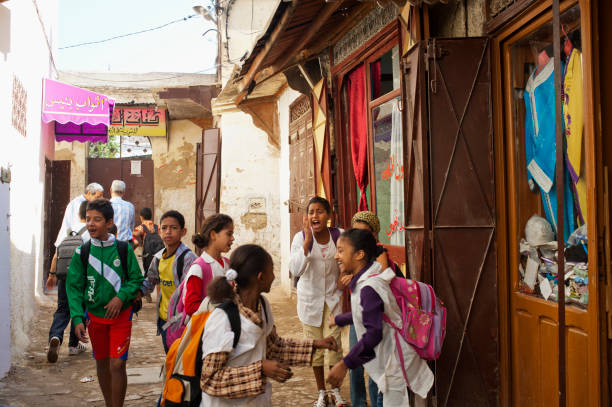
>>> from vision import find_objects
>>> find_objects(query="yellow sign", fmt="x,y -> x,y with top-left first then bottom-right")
110,107 -> 167,137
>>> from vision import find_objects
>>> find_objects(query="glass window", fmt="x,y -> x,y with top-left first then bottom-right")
370,45 -> 401,100
510,5 -> 586,307
89,136 -> 152,158
371,96 -> 404,244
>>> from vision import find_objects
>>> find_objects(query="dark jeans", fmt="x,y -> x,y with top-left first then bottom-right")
48,278 -> 79,347
157,317 -> 169,354
349,324 -> 383,407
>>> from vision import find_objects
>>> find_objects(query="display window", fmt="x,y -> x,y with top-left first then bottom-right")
508,4 -> 587,307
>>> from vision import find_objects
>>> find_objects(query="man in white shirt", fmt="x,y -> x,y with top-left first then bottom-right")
110,180 -> 135,241
54,183 -> 103,247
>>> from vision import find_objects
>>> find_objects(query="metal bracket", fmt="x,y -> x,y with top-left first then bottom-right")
425,39 -> 447,94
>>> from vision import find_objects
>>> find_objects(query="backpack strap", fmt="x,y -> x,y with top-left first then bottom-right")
175,250 -> 190,282
259,295 -> 268,324
330,227 -> 341,246
141,224 -> 151,236
153,224 -> 159,234
80,241 -> 91,277
218,301 -> 241,348
116,240 -> 129,279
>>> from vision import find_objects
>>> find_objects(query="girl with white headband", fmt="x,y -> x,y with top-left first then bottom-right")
200,244 -> 339,406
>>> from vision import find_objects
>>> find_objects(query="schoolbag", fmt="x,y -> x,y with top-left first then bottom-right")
80,240 -> 143,314
162,297 -> 268,407
142,224 -> 164,272
302,227 -> 341,252
55,226 -> 87,279
163,256 -> 227,348
383,277 -> 446,361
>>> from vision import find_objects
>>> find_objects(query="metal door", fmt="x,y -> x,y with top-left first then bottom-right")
44,160 -> 70,285
195,128 -> 221,233
427,38 -> 498,406
87,158 -> 154,227
289,95 -> 315,240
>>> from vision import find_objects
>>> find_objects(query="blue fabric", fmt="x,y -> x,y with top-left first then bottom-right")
48,278 -> 79,348
157,317 -> 169,354
110,196 -> 135,241
349,324 -> 381,407
524,60 -> 575,241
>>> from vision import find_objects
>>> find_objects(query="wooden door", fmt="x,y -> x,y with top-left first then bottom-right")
289,95 -> 315,240
195,128 -> 221,233
87,158 -> 154,226
402,43 -> 430,282
427,38 -> 498,406
44,160 -> 70,285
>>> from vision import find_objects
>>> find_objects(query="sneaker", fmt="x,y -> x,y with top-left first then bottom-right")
329,388 -> 348,407
47,337 -> 60,363
313,390 -> 328,407
68,343 -> 87,356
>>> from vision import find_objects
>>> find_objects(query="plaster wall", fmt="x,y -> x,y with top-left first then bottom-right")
277,88 -> 301,295
0,0 -> 59,374
428,0 -> 487,37
150,119 -> 202,243
218,111 -> 281,277
54,141 -> 88,200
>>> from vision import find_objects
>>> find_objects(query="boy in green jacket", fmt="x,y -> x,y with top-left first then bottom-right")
66,198 -> 143,407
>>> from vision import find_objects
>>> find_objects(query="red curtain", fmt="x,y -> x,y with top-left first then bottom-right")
372,60 -> 382,100
348,65 -> 369,210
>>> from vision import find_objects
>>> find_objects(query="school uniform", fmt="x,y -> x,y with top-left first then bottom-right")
289,229 -> 344,366
336,262 -> 433,406
183,251 -> 230,316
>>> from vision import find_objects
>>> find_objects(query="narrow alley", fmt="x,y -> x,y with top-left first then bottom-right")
0,282 -> 350,407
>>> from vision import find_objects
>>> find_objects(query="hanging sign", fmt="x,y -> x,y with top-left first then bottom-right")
109,107 -> 167,137
42,78 -> 113,126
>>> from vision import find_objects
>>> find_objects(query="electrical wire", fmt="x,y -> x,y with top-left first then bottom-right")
59,14 -> 198,50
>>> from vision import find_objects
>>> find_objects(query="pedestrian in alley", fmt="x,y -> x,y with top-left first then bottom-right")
200,244 -> 339,406
183,213 -> 234,317
54,182 -> 103,249
66,198 -> 144,407
138,210 -> 197,353
327,229 -> 433,406
290,196 -> 347,407
132,207 -> 163,273
46,200 -> 90,363
109,180 -> 135,242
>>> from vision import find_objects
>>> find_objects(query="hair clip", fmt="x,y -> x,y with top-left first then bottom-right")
225,268 -> 238,282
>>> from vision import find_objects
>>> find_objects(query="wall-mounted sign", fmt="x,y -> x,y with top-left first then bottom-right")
110,107 -> 167,137
248,197 -> 266,213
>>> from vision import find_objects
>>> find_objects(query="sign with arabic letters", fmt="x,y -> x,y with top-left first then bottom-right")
42,78 -> 113,126
109,107 -> 167,137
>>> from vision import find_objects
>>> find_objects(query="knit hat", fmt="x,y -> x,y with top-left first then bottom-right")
351,211 -> 380,235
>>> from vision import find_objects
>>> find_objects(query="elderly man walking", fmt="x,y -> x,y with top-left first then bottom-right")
110,180 -> 135,242
54,183 -> 103,248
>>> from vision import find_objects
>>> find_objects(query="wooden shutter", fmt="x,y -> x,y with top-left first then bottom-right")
196,128 -> 221,233
426,38 -> 498,406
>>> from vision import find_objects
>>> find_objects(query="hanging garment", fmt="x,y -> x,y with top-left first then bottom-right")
389,101 -> 405,246
348,65 -> 369,210
563,48 -> 587,226
524,58 -> 575,241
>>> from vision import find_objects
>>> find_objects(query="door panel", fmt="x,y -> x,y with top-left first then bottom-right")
196,128 -> 221,233
45,160 -> 70,284
427,37 -> 498,406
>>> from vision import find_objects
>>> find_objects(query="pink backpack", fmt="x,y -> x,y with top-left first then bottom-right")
383,277 -> 447,361
163,257 -> 225,348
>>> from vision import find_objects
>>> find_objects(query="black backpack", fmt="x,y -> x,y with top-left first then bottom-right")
142,224 -> 164,272
55,226 -> 87,279
80,240 -> 142,314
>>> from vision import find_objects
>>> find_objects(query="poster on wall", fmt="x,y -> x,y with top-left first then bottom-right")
110,107 -> 167,137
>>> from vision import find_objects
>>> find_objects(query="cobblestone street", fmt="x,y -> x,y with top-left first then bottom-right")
0,283 -> 350,407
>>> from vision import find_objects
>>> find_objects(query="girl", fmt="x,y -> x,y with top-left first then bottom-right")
200,244 -> 338,406
184,214 -> 234,316
289,196 -> 347,407
327,229 -> 434,406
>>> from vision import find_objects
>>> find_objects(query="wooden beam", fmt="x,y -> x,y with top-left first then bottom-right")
236,0 -> 299,95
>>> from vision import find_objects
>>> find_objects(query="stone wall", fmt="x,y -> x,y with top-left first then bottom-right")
54,141 -> 88,200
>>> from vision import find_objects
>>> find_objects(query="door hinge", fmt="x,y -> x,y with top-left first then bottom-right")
425,39 -> 446,94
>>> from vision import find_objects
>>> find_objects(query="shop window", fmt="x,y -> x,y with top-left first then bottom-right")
510,5 -> 587,307
370,45 -> 401,100
89,136 -> 152,159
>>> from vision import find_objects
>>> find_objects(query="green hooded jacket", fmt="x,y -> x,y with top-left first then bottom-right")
66,235 -> 143,326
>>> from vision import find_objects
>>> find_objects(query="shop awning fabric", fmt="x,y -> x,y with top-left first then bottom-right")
42,78 -> 114,143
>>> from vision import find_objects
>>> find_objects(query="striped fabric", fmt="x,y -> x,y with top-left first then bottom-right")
110,196 -> 135,241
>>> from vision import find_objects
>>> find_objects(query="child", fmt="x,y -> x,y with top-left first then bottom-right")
183,213 -> 234,316
289,196 -> 346,407
200,244 -> 338,406
327,229 -> 434,406
66,199 -> 144,407
139,210 -> 197,353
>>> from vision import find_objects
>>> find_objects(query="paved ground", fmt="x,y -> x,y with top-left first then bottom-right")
0,282 -> 352,406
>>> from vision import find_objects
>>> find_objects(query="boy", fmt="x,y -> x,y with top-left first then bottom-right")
46,200 -> 90,363
66,199 -> 144,407
139,210 -> 196,353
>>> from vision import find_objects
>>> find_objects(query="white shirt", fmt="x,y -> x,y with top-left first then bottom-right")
54,195 -> 87,247
110,196 -> 135,241
185,251 -> 229,281
70,222 -> 90,243
289,229 -> 343,326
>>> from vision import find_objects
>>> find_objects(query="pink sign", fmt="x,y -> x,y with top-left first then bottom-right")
41,78 -> 114,126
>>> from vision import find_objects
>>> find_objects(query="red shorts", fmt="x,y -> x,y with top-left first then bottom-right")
86,307 -> 133,360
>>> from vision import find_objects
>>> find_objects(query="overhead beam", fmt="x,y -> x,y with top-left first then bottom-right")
236,0 -> 299,95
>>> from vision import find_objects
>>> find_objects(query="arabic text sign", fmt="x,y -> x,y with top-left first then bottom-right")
42,78 -> 113,126
110,107 -> 167,137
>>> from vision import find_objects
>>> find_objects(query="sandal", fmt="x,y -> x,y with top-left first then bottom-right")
313,390 -> 329,407
329,388 -> 349,407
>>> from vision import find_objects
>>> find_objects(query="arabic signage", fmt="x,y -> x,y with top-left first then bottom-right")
109,107 -> 167,137
42,78 -> 113,126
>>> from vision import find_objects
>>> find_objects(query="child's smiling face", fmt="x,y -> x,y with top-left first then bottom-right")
86,209 -> 112,240
335,237 -> 364,274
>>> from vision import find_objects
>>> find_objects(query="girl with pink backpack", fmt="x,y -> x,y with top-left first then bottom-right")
327,229 -> 434,407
